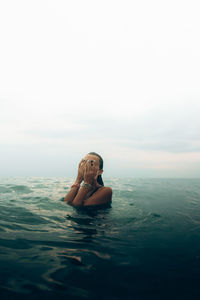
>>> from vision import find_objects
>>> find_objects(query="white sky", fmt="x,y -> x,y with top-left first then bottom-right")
0,0 -> 200,177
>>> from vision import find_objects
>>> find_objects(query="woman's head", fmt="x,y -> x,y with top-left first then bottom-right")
83,152 -> 104,186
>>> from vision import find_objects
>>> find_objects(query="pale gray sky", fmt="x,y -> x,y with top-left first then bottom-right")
0,0 -> 200,177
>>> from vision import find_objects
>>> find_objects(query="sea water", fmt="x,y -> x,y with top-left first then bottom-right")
0,177 -> 200,300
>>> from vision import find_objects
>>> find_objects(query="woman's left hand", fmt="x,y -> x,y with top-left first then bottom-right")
83,160 -> 98,185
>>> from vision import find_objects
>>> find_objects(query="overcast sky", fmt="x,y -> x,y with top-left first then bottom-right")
0,0 -> 200,178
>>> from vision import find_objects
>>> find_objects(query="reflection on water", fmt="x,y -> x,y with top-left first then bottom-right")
38,206 -> 114,299
65,205 -> 112,243
1,178 -> 200,299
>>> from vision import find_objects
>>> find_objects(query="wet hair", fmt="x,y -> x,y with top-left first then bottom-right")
88,152 -> 104,186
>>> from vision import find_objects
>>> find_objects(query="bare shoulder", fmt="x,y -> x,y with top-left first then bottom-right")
83,186 -> 112,206
96,186 -> 113,198
98,186 -> 112,193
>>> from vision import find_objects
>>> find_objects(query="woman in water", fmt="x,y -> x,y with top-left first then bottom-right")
64,152 -> 112,206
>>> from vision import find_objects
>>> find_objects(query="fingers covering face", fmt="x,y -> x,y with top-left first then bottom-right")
80,159 -> 87,168
84,160 -> 98,173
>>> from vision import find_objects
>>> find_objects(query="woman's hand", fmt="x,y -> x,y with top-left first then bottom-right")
76,159 -> 87,183
83,160 -> 98,185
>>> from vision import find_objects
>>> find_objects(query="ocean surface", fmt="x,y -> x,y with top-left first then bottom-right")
0,177 -> 200,300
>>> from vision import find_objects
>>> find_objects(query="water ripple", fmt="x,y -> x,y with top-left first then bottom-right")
1,177 -> 200,299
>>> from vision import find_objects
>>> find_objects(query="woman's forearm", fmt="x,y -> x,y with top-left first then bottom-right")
64,186 -> 79,203
72,187 -> 89,206
64,179 -> 82,203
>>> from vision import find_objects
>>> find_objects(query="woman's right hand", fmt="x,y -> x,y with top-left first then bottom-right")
76,159 -> 86,183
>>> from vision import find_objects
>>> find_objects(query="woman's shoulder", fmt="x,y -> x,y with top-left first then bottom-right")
98,185 -> 112,193
83,185 -> 112,206
95,185 -> 113,199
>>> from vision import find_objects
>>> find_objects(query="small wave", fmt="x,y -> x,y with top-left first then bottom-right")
0,206 -> 50,225
34,184 -> 48,189
0,186 -> 11,193
5,185 -> 33,194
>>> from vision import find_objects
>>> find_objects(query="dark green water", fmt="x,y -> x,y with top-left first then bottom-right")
0,177 -> 200,300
